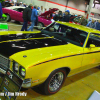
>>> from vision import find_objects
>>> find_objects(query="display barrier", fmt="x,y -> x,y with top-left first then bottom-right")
0,68 -> 23,100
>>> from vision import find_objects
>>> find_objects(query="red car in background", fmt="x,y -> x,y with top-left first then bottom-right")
2,6 -> 25,22
2,6 -> 58,27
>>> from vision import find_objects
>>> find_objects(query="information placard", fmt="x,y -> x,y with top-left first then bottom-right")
0,68 -> 23,100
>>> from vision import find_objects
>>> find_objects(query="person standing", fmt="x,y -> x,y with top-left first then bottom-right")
21,4 -> 33,31
61,10 -> 70,22
80,16 -> 88,26
95,20 -> 100,30
0,2 -> 3,19
38,6 -> 44,15
86,19 -> 96,29
86,18 -> 92,26
27,5 -> 38,31
53,10 -> 63,21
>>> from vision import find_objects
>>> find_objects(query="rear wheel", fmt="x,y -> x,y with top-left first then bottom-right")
39,69 -> 66,95
6,14 -> 11,22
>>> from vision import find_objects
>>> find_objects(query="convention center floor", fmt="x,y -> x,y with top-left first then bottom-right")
1,21 -> 100,100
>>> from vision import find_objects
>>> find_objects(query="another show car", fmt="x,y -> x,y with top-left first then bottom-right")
2,6 -> 58,27
0,21 -> 100,95
2,6 -> 25,22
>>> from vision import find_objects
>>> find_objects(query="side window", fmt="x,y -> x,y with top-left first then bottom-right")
14,8 -> 24,12
86,33 -> 100,47
13,8 -> 18,11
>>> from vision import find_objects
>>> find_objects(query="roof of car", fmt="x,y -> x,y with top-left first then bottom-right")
56,21 -> 100,34
5,6 -> 25,9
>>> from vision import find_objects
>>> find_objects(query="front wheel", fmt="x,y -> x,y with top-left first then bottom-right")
39,69 -> 66,95
6,14 -> 11,22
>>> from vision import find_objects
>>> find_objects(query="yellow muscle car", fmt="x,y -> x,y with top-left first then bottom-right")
0,21 -> 100,95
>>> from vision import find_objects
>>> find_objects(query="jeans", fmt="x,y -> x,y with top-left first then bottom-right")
27,21 -> 35,31
21,20 -> 28,31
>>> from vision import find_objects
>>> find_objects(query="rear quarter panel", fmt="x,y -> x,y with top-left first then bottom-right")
38,16 -> 52,27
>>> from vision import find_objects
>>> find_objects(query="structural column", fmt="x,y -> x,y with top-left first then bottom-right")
86,0 -> 94,20
65,0 -> 69,10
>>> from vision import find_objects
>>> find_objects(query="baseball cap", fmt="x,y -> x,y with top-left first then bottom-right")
65,10 -> 70,13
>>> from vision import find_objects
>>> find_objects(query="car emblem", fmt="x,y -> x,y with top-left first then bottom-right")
23,55 -> 27,58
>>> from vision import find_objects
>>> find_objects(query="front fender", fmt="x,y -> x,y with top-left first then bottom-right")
26,58 -> 71,87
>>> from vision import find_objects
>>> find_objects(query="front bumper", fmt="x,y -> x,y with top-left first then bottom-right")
0,66 -> 32,88
22,79 -> 32,88
0,64 -> 7,74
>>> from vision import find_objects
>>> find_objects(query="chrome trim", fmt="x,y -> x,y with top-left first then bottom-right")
0,54 -> 9,68
23,79 -> 31,84
22,79 -> 32,88
49,72 -> 64,92
0,54 -> 8,60
0,68 -> 6,74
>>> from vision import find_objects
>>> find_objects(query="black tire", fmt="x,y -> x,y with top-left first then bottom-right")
1,17 -> 7,21
39,68 -> 66,95
6,14 -> 11,22
37,22 -> 44,30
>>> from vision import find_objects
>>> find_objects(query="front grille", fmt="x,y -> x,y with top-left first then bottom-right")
0,54 -> 9,68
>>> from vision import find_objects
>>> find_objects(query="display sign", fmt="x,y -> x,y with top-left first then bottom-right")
0,68 -> 23,100
0,23 -> 8,31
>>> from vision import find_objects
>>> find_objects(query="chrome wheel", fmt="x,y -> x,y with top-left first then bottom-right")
6,15 -> 11,22
49,72 -> 64,92
37,22 -> 43,30
39,69 -> 66,95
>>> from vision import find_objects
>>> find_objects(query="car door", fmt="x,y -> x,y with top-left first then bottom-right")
9,8 -> 19,20
16,8 -> 24,22
12,8 -> 23,22
82,33 -> 100,71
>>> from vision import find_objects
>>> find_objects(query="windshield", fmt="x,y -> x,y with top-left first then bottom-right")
42,22 -> 88,47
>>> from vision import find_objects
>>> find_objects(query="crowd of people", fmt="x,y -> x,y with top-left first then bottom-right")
21,5 -> 72,31
53,10 -> 100,30
1,0 -> 100,31
86,18 -> 100,30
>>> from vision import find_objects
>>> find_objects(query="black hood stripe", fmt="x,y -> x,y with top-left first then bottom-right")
29,50 -> 100,68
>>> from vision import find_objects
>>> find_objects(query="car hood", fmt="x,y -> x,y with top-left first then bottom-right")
0,31 -> 65,58
39,8 -> 58,17
10,43 -> 83,69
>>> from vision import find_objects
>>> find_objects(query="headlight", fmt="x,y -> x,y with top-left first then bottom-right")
13,61 -> 19,72
19,66 -> 26,78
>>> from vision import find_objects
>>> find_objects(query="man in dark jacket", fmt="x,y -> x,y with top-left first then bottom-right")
21,4 -> 33,31
61,10 -> 70,22
53,10 -> 63,21
27,5 -> 38,31
0,2 -> 3,19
